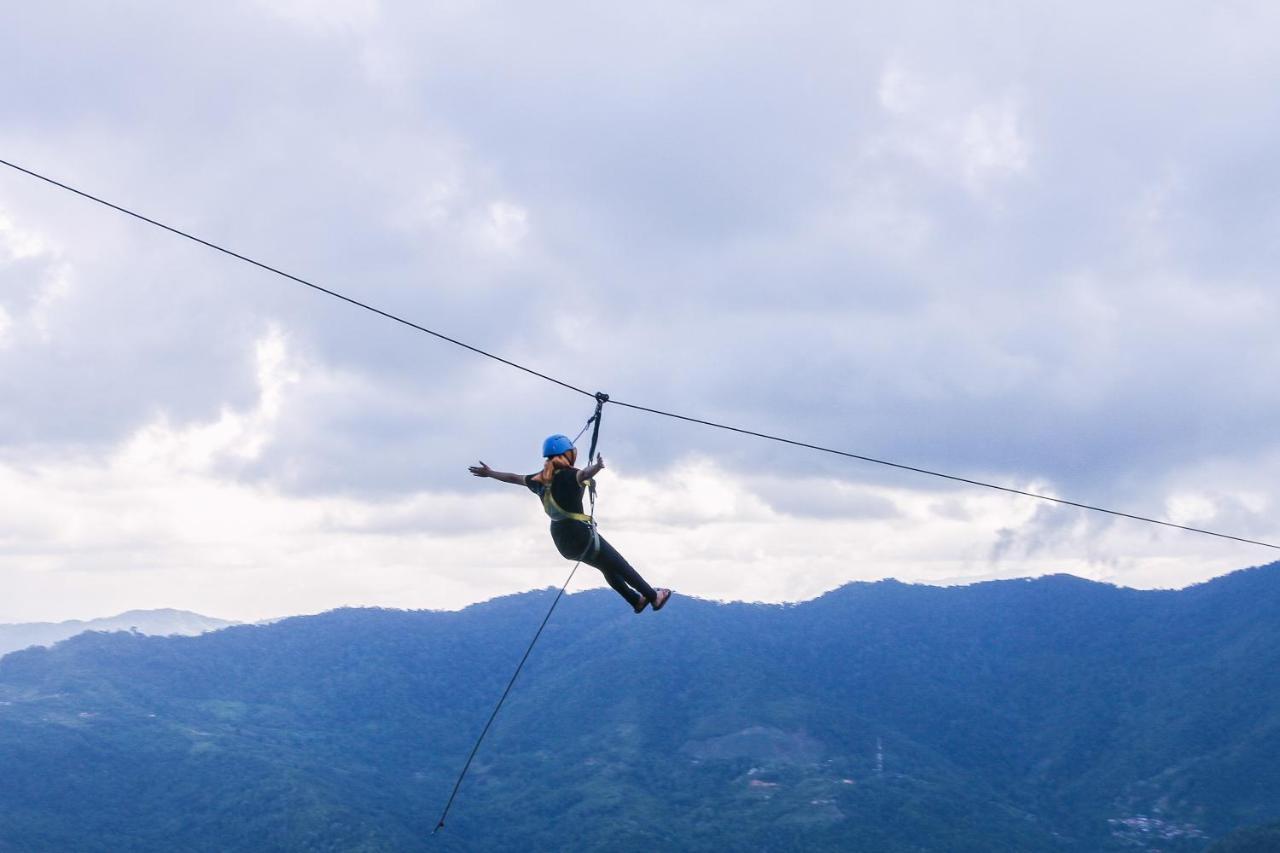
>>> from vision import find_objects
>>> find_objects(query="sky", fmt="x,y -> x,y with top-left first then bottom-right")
2,1 -> 1278,623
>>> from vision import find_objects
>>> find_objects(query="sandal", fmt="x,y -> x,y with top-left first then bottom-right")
651,589 -> 672,611
633,597 -> 651,614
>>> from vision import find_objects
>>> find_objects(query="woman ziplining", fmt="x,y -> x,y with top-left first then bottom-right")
437,403 -> 676,834
468,433 -> 672,613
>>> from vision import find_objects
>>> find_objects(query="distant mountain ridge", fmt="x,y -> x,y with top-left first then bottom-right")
1,564 -> 1279,851
0,609 -> 237,657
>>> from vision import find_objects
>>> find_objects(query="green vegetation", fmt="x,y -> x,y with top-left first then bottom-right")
2,564 -> 1279,851
1208,821 -> 1280,852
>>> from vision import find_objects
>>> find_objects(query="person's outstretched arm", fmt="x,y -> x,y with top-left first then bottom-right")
469,461 -> 528,486
576,455 -> 605,485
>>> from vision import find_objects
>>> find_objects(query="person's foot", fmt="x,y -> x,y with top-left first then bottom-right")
651,589 -> 672,611
632,597 -> 650,614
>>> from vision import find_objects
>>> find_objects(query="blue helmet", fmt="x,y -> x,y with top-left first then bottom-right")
542,434 -> 575,457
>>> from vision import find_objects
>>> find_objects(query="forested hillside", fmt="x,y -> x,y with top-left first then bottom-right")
2,564 -> 1278,852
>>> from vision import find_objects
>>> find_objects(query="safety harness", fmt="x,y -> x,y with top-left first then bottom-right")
540,482 -> 600,559
537,392 -> 608,560
539,481 -> 593,525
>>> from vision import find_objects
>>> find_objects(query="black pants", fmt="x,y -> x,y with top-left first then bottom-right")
550,522 -> 657,608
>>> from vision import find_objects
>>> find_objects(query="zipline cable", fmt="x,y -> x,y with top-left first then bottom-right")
0,157 -> 593,400
434,394 -> 608,833
607,399 -> 1280,551
2,157 -> 1275,551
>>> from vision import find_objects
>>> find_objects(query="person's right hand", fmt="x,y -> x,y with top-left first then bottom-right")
468,461 -> 492,478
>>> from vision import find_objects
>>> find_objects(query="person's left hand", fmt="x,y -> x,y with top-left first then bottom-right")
469,461 -> 492,478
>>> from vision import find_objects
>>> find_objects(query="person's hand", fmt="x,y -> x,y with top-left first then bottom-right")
594,455 -> 606,470
469,461 -> 493,478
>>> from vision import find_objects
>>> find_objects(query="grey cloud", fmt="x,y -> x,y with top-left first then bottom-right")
755,479 -> 901,521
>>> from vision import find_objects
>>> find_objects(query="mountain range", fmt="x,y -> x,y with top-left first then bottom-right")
0,609 -> 238,658
1,564 -> 1279,851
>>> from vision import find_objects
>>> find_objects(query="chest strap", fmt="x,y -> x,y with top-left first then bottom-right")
541,484 -> 593,525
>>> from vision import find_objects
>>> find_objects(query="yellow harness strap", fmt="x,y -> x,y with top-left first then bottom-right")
541,483 -> 593,525
541,482 -> 600,559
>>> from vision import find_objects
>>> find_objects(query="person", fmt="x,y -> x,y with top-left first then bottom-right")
469,434 -> 671,613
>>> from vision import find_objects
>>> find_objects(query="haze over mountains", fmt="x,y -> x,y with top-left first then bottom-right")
1,564 -> 1278,851
0,609 -> 237,658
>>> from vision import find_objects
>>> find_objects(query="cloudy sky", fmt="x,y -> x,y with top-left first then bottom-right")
2,1 -> 1278,623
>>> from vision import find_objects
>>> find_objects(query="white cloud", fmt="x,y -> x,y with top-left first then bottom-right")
3,431 -> 1258,623
117,326 -> 296,473
27,264 -> 71,341
871,62 -> 1030,196
0,209 -> 71,343
958,100 -> 1029,186
255,0 -> 382,35
0,212 -> 53,261
475,200 -> 530,253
